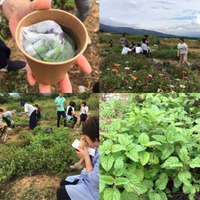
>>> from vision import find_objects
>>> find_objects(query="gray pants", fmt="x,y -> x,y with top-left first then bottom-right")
74,0 -> 92,22
51,0 -> 91,22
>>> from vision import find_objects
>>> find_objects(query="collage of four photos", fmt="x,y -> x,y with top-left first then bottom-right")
0,0 -> 200,200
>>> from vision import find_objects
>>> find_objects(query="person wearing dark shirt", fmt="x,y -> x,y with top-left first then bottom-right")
142,34 -> 148,56
35,104 -> 41,126
66,101 -> 77,128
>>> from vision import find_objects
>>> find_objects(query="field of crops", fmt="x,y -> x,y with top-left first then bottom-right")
100,33 -> 200,93
0,93 -> 99,200
100,93 -> 200,200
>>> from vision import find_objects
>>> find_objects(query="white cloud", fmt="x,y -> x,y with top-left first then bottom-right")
100,0 -> 200,37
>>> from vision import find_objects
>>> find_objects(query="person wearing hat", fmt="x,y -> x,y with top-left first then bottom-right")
2,109 -> 16,128
21,102 -> 36,130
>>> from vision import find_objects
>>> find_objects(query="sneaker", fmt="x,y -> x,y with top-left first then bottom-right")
0,60 -> 26,72
70,163 -> 83,170
7,127 -> 12,131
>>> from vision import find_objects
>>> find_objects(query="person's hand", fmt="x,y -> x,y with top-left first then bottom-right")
77,146 -> 90,160
3,0 -> 91,93
177,54 -> 179,57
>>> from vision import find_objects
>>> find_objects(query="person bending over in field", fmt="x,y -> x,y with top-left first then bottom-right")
130,42 -> 136,53
66,101 -> 77,128
34,104 -> 41,126
21,102 -> 36,130
80,102 -> 89,127
121,44 -> 132,55
0,109 -> 8,131
108,39 -> 113,47
57,116 -> 99,200
177,38 -> 190,67
142,34 -> 148,56
2,109 -> 16,129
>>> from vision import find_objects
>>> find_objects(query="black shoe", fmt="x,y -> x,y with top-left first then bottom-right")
0,60 -> 26,72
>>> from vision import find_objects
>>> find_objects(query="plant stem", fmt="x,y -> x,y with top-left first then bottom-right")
100,114 -> 111,125
131,186 -> 142,200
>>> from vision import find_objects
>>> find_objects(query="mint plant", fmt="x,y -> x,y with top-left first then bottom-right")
100,94 -> 200,200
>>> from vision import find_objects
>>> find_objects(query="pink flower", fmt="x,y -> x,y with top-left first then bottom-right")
182,71 -> 187,74
147,74 -> 152,79
184,77 -> 188,79
162,69 -> 166,73
121,73 -> 124,75
162,74 -> 165,77
165,77 -> 169,79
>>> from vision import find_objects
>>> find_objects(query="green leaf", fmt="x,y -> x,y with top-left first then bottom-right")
136,169 -> 144,182
133,145 -> 146,152
190,157 -> 200,168
178,171 -> 191,186
125,174 -> 148,194
116,177 -> 129,185
126,143 -> 135,151
149,153 -> 159,165
99,182 -> 105,193
101,155 -> 114,171
114,157 -> 123,170
167,131 -> 173,142
144,141 -> 162,147
195,118 -> 200,123
142,180 -> 154,189
161,157 -> 183,169
140,151 -> 150,166
149,192 -> 162,200
158,190 -> 167,200
152,135 -> 166,143
179,148 -> 190,162
173,176 -> 182,188
138,133 -> 149,145
161,145 -> 174,160
118,137 -> 130,147
183,184 -> 193,194
155,174 -> 168,190
125,149 -> 139,162
103,188 -> 121,200
100,175 -> 115,185
173,135 -> 186,142
112,144 -> 126,153
121,191 -> 140,200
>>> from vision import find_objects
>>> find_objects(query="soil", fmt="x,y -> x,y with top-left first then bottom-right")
0,0 -> 99,93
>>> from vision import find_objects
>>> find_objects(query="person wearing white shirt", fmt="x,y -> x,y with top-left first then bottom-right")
21,102 -> 36,130
2,110 -> 16,127
177,38 -> 190,67
121,46 -> 132,55
136,44 -> 143,54
80,102 -> 88,127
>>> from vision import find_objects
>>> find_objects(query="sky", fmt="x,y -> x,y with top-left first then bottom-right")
100,0 -> 200,37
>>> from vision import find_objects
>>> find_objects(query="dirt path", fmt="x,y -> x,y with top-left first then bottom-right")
0,0 -> 99,93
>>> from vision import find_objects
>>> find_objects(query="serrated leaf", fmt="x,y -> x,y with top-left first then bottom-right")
144,141 -> 162,147
183,184 -> 193,194
103,188 -> 120,200
179,148 -> 190,162
161,157 -> 183,169
133,145 -> 146,152
140,151 -> 150,166
173,135 -> 186,142
178,171 -> 191,186
142,180 -> 154,189
99,145 -> 105,154
167,131 -> 173,142
100,175 -> 115,185
126,143 -> 135,151
138,133 -> 149,145
99,182 -> 105,193
116,177 -> 129,185
148,153 -> 159,165
121,191 -> 140,200
155,175 -> 168,190
152,135 -> 166,143
158,190 -> 167,200
126,174 -> 148,194
114,157 -> 123,170
149,193 -> 161,200
190,157 -> 200,168
125,149 -> 139,162
101,155 -> 114,171
136,169 -> 144,182
161,145 -> 174,160
104,139 -> 113,151
112,144 -> 126,153
173,176 -> 182,188
118,137 -> 130,147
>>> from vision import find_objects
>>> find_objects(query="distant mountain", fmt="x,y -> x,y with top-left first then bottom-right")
100,23 -> 177,38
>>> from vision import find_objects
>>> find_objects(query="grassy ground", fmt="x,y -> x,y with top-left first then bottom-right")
100,33 -> 200,93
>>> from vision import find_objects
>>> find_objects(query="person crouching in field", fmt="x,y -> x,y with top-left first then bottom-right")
57,116 -> 99,200
177,38 -> 190,67
35,104 -> 41,126
121,44 -> 132,55
80,102 -> 89,127
0,109 -> 9,131
2,109 -> 16,128
66,101 -> 77,128
21,102 -> 36,130
136,44 -> 143,54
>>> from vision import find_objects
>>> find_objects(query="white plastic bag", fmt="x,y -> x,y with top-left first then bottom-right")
20,20 -> 77,62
